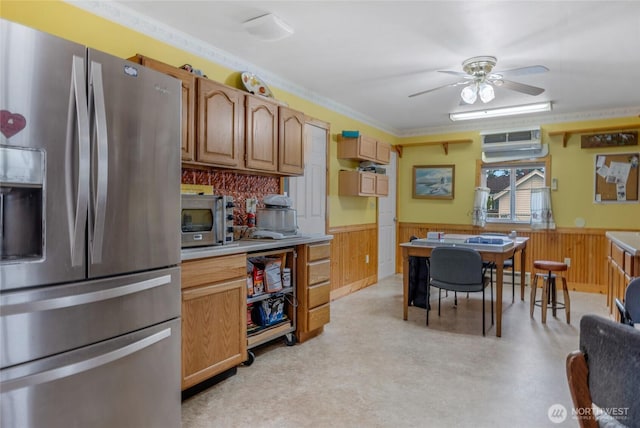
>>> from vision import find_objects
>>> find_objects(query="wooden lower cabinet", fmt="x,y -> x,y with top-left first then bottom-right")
607,240 -> 639,320
296,242 -> 331,343
181,254 -> 247,390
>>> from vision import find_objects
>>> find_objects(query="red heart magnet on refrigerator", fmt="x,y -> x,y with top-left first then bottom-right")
1,110 -> 27,138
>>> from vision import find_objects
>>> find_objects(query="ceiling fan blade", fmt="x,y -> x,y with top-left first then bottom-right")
498,79 -> 545,96
498,65 -> 549,76
408,80 -> 468,98
438,70 -> 472,77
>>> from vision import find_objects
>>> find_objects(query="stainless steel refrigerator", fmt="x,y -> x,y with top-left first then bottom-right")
0,19 -> 181,427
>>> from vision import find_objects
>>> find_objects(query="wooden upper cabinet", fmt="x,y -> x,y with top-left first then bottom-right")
337,134 -> 391,165
278,106 -> 305,175
376,140 -> 391,164
197,78 -> 244,167
338,170 -> 388,197
245,95 -> 278,172
358,135 -> 378,160
129,54 -> 196,161
129,54 -> 309,177
338,170 -> 377,196
375,174 -> 389,196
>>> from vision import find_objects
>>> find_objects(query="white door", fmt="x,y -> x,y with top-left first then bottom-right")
378,151 -> 397,279
288,123 -> 327,234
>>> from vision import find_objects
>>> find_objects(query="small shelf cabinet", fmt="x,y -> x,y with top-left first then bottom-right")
338,134 -> 391,164
338,170 -> 388,197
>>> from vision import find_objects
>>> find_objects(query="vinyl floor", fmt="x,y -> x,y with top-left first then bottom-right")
182,274 -> 608,428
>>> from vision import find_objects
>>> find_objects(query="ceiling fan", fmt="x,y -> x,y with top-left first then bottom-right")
409,56 -> 548,104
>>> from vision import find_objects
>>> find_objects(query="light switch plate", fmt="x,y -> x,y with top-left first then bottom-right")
551,178 -> 558,190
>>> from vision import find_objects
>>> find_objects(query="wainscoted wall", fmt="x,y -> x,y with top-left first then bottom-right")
328,224 -> 379,300
181,167 -> 280,225
398,223 -> 614,294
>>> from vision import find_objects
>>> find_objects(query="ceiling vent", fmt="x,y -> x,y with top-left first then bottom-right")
481,127 -> 547,163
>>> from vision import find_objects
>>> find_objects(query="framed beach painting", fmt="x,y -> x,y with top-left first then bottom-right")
413,165 -> 455,199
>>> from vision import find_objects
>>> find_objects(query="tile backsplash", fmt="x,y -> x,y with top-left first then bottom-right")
181,168 -> 280,225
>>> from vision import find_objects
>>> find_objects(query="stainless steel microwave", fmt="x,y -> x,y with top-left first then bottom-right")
181,194 -> 235,248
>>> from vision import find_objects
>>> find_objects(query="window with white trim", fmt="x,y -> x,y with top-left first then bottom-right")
480,161 -> 547,223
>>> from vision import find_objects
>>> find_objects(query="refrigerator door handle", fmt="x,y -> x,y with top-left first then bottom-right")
1,274 -> 172,316
67,55 -> 90,267
89,61 -> 108,264
0,327 -> 172,392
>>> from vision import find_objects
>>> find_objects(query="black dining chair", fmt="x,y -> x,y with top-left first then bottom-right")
427,246 -> 493,336
615,277 -> 640,326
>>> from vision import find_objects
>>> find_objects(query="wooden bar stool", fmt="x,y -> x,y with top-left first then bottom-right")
530,260 -> 570,324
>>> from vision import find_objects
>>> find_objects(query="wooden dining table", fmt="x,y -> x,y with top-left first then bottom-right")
400,236 -> 529,337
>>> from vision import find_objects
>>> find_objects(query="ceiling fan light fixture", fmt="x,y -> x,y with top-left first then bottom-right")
243,13 -> 294,41
478,83 -> 495,103
460,85 -> 478,104
449,102 -> 552,121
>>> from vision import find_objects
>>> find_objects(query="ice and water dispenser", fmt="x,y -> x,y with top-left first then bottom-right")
0,146 -> 44,262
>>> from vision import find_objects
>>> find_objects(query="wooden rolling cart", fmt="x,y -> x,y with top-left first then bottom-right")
245,247 -> 297,365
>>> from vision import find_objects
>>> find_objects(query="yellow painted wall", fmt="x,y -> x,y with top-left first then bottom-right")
0,0 -> 396,228
542,118 -> 640,229
3,1 -> 639,231
397,118 -> 640,229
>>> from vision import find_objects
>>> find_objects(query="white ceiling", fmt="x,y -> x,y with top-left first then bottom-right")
88,1 -> 640,136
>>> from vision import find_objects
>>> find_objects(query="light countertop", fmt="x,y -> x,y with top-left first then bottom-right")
606,231 -> 640,256
181,234 -> 333,261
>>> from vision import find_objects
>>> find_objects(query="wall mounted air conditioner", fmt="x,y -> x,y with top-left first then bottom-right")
480,127 -> 547,163
481,127 -> 541,153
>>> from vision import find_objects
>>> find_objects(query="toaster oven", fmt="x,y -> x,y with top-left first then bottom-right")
181,194 -> 235,248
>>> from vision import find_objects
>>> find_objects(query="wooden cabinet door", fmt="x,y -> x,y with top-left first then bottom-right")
359,135 -> 378,161
197,79 -> 243,167
376,141 -> 391,164
245,95 -> 278,172
181,278 -> 247,390
278,106 -> 305,175
376,175 -> 389,196
360,172 -> 377,195
133,55 -> 196,162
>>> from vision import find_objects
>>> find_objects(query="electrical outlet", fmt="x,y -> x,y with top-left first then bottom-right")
564,257 -> 571,267
365,254 -> 369,264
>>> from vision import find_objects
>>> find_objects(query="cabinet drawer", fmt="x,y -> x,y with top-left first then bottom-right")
308,259 -> 330,286
611,244 -> 625,270
181,253 -> 246,289
307,242 -> 331,262
307,303 -> 330,331
308,281 -> 330,308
